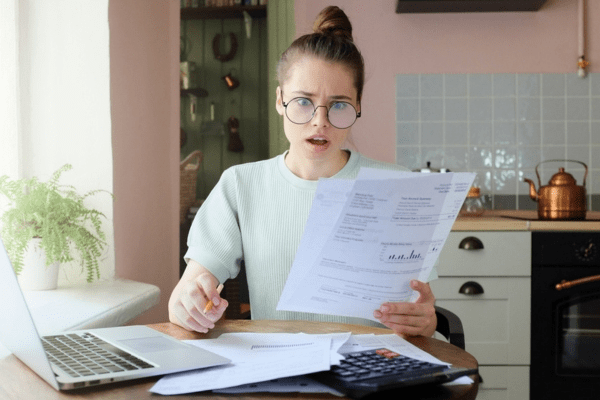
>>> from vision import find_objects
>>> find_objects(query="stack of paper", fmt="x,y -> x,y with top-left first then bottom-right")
149,332 -> 464,396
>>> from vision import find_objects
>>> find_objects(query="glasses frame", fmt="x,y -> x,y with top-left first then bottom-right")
281,92 -> 361,129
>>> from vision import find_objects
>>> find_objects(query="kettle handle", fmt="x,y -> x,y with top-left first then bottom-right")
534,159 -> 587,187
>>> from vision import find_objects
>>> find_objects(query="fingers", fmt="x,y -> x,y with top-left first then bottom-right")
411,280 -> 435,304
373,280 -> 437,337
168,269 -> 228,333
374,305 -> 435,336
199,277 -> 223,310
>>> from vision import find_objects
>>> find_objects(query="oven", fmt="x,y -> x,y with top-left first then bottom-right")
531,231 -> 600,400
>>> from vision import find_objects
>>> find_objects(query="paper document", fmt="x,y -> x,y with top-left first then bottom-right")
213,376 -> 345,396
150,332 -> 463,396
216,333 -> 471,395
277,169 -> 475,321
149,332 -> 348,395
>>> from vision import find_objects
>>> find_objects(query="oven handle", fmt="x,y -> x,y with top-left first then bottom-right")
556,274 -> 600,291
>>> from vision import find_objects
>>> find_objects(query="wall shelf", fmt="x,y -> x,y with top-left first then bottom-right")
181,5 -> 267,20
396,0 -> 547,13
180,88 -> 208,97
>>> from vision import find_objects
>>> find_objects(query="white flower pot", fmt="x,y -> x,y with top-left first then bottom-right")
17,239 -> 60,291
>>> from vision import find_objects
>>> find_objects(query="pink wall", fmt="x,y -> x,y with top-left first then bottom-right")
105,0 -> 599,325
109,0 -> 180,324
295,0 -> 599,163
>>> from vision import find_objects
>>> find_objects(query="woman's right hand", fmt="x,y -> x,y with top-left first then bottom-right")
168,259 -> 228,333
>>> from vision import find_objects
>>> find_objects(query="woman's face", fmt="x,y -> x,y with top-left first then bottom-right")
276,56 -> 360,167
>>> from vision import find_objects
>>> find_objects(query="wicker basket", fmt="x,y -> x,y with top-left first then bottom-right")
180,150 -> 203,224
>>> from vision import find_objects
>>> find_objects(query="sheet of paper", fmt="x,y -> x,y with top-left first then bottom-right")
278,178 -> 354,308
149,333 -> 338,395
213,376 -> 345,396
297,332 -> 351,365
279,172 -> 423,309
277,170 -> 475,321
335,333 -> 448,365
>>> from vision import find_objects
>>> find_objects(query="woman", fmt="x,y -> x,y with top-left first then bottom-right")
169,6 -> 437,338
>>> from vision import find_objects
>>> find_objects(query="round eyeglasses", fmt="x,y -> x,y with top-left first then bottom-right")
281,95 -> 361,129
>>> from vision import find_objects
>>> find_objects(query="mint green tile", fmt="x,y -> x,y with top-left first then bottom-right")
493,74 -> 516,97
444,74 -> 468,97
517,74 -> 540,97
396,75 -> 419,98
542,73 -> 565,96
469,74 -> 492,97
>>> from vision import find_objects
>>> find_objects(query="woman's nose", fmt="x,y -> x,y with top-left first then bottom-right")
311,105 -> 330,127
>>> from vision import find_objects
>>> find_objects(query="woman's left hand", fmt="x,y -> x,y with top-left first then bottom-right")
373,280 -> 437,337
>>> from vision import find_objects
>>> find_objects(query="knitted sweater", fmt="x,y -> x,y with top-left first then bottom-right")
185,150 -> 437,326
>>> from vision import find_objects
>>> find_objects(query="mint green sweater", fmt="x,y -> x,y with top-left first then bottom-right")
185,151 -> 437,326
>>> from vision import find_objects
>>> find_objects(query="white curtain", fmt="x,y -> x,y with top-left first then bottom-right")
0,0 -> 21,179
0,0 -> 115,283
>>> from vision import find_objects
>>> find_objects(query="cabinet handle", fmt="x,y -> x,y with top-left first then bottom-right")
459,281 -> 484,295
458,236 -> 484,250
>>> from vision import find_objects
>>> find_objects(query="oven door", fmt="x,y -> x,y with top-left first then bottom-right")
557,293 -> 600,375
531,266 -> 600,400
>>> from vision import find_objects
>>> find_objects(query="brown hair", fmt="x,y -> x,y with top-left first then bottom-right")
277,6 -> 365,102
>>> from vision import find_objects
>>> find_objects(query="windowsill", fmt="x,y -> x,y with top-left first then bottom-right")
0,278 -> 160,358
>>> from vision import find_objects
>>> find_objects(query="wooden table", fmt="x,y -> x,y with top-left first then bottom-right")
0,320 -> 479,399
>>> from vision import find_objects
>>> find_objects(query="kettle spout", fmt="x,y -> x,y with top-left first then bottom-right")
523,178 -> 538,201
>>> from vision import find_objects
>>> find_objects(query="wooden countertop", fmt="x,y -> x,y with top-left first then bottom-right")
452,210 -> 600,231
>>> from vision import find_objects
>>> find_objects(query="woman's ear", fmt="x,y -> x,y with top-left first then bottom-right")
275,86 -> 284,116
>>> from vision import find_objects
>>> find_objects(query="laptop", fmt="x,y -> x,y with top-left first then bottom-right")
0,237 -> 230,390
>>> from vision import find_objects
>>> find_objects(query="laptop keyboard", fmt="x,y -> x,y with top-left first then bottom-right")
328,348 -> 447,383
42,333 -> 154,378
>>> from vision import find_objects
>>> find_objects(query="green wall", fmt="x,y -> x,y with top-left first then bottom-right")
268,0 -> 296,158
180,2 -> 295,201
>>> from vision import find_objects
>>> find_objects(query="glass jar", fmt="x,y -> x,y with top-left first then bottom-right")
460,186 -> 485,217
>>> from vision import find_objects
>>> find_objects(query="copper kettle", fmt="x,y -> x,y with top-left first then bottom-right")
523,160 -> 587,221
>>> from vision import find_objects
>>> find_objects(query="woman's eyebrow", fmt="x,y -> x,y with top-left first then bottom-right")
291,90 -> 353,101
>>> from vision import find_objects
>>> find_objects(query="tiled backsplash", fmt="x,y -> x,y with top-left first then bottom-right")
395,73 -> 600,211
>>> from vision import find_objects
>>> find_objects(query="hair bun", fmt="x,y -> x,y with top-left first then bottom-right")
312,6 -> 353,41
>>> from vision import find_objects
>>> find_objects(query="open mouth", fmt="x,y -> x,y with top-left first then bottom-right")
307,138 -> 328,146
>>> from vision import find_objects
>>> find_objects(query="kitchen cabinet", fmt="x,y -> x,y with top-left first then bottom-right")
430,231 -> 531,400
477,366 -> 529,400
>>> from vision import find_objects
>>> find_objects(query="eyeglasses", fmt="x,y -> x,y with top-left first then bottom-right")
281,93 -> 361,129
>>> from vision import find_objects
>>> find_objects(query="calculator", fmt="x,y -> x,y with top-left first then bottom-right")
309,348 -> 478,399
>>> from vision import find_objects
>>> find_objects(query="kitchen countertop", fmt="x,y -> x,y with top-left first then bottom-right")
452,210 -> 600,231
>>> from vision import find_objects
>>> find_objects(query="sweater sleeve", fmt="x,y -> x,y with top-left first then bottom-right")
184,168 -> 242,284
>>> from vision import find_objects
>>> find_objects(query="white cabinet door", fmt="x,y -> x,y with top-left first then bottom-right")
437,231 -> 531,277
476,366 -> 529,400
430,277 -> 530,365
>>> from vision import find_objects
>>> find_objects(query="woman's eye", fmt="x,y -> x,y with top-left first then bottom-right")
331,102 -> 348,111
295,98 -> 312,107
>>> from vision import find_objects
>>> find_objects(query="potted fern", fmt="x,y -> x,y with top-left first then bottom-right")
0,164 -> 111,290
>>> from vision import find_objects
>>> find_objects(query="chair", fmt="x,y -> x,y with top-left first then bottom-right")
436,306 -> 481,382
434,306 -> 465,350
223,276 -> 251,320
180,150 -> 203,225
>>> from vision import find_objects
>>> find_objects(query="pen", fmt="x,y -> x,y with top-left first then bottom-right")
203,283 -> 224,313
